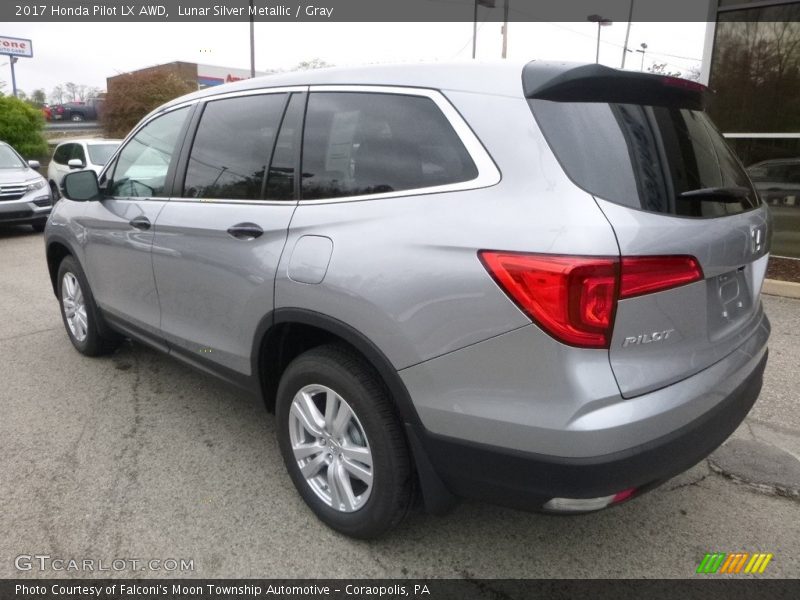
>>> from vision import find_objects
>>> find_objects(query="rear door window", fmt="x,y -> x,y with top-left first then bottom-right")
301,92 -> 478,200
530,100 -> 761,217
53,144 -> 71,165
183,93 -> 287,200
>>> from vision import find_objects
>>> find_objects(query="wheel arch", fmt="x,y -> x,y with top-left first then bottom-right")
46,239 -> 73,296
254,308 -> 457,514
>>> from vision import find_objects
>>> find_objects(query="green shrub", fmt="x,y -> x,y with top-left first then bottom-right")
0,95 -> 48,158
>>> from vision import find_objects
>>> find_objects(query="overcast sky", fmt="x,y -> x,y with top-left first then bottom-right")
0,21 -> 708,97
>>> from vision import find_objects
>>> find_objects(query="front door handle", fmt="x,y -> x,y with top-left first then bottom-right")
129,215 -> 151,230
227,222 -> 264,240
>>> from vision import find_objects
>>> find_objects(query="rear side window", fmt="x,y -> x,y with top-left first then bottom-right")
53,144 -> 71,165
301,92 -> 478,200
530,100 -> 761,217
70,144 -> 86,164
183,93 -> 287,200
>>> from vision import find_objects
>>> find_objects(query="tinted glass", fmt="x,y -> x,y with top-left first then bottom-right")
265,93 -> 304,200
70,144 -> 86,164
0,145 -> 26,168
710,10 -> 800,134
53,144 -> 70,165
301,92 -> 478,200
87,143 -> 119,166
110,107 -> 189,197
531,100 -> 760,217
183,94 -> 286,200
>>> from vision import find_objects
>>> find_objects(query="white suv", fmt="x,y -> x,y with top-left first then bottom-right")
47,139 -> 120,199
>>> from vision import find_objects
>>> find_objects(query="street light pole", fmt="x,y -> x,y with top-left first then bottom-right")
472,0 -> 478,59
621,0 -> 635,68
639,43 -> 648,71
587,14 -> 612,64
249,0 -> 255,77
501,0 -> 510,59
636,43 -> 648,71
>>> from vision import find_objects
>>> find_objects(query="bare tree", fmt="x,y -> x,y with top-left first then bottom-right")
50,85 -> 64,104
647,63 -> 682,78
64,82 -> 79,101
293,58 -> 333,71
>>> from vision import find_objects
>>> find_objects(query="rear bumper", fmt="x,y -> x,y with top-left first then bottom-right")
412,349 -> 767,510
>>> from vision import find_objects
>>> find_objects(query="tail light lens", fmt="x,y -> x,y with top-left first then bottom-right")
479,252 -> 703,349
478,252 -> 618,348
620,256 -> 703,298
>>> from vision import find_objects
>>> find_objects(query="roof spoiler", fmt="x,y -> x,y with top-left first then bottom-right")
523,62 -> 709,110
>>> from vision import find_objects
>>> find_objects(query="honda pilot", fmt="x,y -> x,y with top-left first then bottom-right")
45,61 -> 771,538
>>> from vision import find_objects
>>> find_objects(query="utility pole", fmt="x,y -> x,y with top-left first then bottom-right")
249,0 -> 255,77
501,0 -> 510,59
472,0 -> 497,59
621,0 -> 635,68
10,56 -> 17,97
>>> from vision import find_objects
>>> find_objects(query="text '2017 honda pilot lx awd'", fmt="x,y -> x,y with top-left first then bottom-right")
45,61 -> 770,538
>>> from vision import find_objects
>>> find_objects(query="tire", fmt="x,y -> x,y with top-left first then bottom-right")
56,255 -> 120,356
31,222 -> 46,233
70,113 -> 84,122
49,180 -> 60,202
275,344 -> 413,539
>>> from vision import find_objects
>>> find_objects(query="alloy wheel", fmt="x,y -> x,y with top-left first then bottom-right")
288,384 -> 374,513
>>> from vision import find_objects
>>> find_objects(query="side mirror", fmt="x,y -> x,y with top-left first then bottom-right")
67,158 -> 85,170
63,170 -> 101,202
28,160 -> 41,170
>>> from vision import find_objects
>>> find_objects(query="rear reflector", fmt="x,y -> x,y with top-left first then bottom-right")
543,495 -> 616,512
619,256 -> 703,299
479,252 -> 703,349
544,488 -> 638,512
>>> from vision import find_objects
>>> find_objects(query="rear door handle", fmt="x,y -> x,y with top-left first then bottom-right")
227,222 -> 264,240
129,215 -> 151,230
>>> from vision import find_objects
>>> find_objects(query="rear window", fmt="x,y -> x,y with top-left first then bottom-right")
530,100 -> 761,217
87,143 -> 118,166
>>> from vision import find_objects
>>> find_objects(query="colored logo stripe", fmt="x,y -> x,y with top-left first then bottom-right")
697,553 -> 726,573
697,552 -> 773,574
744,553 -> 773,574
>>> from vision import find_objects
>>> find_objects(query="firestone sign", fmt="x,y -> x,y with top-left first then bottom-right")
0,35 -> 33,57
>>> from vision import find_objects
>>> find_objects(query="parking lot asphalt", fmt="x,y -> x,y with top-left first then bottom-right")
1,225 -> 798,579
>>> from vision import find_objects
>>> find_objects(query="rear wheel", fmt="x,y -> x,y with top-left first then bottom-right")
275,344 -> 413,539
57,256 -> 120,356
70,113 -> 84,122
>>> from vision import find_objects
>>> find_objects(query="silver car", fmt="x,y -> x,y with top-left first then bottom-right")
45,62 -> 771,538
0,142 -> 52,231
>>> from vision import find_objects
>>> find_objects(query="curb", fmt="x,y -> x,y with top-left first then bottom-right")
763,279 -> 800,299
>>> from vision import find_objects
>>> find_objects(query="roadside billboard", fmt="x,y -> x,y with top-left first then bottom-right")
0,35 -> 33,57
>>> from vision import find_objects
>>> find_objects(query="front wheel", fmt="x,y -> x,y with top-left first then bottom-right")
275,344 -> 413,539
57,256 -> 120,356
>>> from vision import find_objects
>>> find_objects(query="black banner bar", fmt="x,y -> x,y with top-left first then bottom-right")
2,0 -> 722,23
2,579 -> 800,600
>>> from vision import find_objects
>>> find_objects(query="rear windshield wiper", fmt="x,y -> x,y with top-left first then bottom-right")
679,186 -> 752,202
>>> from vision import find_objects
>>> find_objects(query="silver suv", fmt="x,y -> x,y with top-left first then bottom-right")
45,62 -> 771,538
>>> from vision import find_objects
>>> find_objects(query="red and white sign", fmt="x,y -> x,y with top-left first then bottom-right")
0,35 -> 33,58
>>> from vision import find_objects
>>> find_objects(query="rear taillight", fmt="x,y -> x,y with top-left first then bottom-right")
619,256 -> 703,299
479,252 -> 704,349
478,252 -> 618,349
